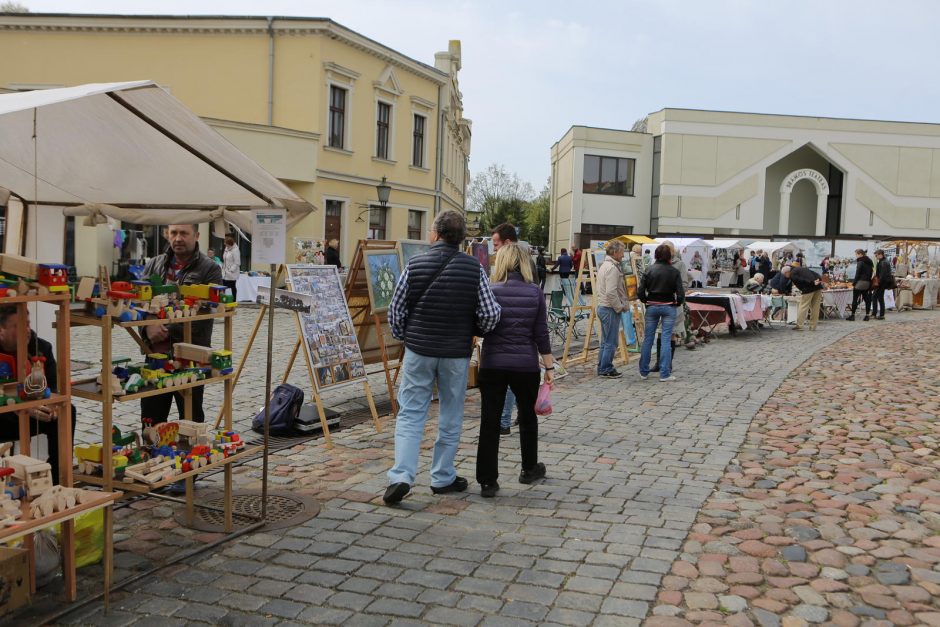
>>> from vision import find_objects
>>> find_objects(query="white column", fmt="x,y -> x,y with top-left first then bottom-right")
815,194 -> 828,237
778,191 -> 791,234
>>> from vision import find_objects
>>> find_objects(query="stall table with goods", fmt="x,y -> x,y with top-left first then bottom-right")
685,292 -> 770,336
902,277 -> 940,310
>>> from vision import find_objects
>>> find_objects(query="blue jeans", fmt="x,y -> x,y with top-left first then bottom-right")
639,305 -> 677,379
596,306 -> 621,374
500,388 -> 515,429
388,348 -> 470,488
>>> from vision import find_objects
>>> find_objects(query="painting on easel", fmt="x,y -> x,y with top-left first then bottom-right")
362,250 -> 402,314
398,239 -> 430,268
286,264 -> 366,390
471,241 -> 490,276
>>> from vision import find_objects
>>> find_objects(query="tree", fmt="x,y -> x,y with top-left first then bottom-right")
467,163 -> 535,233
524,182 -> 550,248
631,116 -> 648,133
0,2 -> 29,12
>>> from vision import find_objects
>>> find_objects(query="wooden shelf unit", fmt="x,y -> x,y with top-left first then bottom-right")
70,306 -> 246,531
0,293 -> 116,605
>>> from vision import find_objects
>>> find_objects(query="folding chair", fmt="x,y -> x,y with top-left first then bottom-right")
687,302 -> 726,339
547,290 -> 573,342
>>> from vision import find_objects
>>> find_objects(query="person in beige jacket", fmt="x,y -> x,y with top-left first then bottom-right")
595,240 -> 629,378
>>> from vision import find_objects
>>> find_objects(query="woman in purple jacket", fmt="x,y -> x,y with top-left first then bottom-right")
476,243 -> 556,497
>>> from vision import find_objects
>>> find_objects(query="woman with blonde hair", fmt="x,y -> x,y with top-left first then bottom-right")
476,242 -> 555,497
325,239 -> 342,268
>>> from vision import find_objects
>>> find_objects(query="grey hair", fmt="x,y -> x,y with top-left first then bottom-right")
754,273 -> 765,282
605,240 -> 625,256
432,210 -> 466,246
782,265 -> 792,274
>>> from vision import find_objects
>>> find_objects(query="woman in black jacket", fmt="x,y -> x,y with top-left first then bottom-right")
848,248 -> 874,321
872,249 -> 895,320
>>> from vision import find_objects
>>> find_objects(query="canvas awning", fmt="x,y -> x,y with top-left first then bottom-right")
745,240 -> 801,256
0,81 -> 314,233
708,239 -> 745,250
612,234 -> 657,246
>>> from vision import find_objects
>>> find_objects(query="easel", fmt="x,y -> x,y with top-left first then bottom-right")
344,240 -> 403,413
561,251 -> 631,367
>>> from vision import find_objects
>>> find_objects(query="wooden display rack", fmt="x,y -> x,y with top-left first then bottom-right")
0,293 -> 117,607
561,252 -> 632,367
69,307 -> 261,532
344,240 -> 403,411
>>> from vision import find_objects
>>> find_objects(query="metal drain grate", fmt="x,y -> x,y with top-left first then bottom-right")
175,490 -> 320,532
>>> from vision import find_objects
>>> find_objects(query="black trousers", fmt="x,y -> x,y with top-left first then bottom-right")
0,405 -> 76,484
140,386 -> 205,424
872,287 -> 887,317
851,289 -> 871,316
476,369 -> 540,485
223,279 -> 238,302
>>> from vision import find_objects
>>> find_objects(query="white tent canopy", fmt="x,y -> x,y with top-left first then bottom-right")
642,237 -> 713,276
0,81 -> 314,232
745,240 -> 801,257
708,239 -> 745,250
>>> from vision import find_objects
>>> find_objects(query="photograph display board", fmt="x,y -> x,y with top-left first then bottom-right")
287,264 -> 367,389
471,241 -> 490,276
363,250 -> 403,314
399,239 -> 430,267
294,238 -> 325,264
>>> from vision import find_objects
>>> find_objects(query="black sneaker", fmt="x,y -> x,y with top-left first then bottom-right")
599,370 -> 622,378
480,482 -> 499,498
499,426 -> 511,435
863,315 -> 870,321
383,482 -> 410,505
519,462 -> 547,485
430,476 -> 468,495
876,316 -> 885,320
846,315 -> 856,321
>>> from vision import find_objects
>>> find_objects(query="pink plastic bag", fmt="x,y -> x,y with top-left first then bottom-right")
534,382 -> 553,416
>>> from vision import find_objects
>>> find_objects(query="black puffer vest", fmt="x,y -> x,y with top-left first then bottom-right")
404,241 -> 481,358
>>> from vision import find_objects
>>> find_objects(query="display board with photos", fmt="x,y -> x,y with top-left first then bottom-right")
286,264 -> 367,390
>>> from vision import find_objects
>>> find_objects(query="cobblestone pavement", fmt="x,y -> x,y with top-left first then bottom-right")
12,307 -> 939,625
647,317 -> 940,627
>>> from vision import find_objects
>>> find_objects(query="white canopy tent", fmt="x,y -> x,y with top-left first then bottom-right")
0,81 -> 314,235
709,239 -> 745,251
642,237 -> 713,275
744,240 -> 801,258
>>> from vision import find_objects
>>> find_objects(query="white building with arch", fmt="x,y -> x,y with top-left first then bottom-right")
550,109 -> 940,252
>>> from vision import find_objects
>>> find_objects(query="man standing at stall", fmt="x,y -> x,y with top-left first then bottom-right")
140,224 -> 222,424
595,240 -> 629,378
790,261 -> 823,331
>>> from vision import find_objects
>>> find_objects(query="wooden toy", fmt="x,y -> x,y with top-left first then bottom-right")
5,454 -> 53,498
0,353 -> 16,383
37,264 -> 71,294
211,350 -> 233,375
19,356 -> 50,400
29,485 -> 95,518
97,370 -> 124,396
149,274 -> 179,297
177,420 -> 209,449
0,253 -> 39,281
173,343 -> 215,364
111,425 -> 139,447
131,280 -> 152,300
0,465 -> 24,501
124,456 -> 178,484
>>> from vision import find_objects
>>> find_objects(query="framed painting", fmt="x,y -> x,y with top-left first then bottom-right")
363,249 -> 403,314
398,239 -> 430,268
471,241 -> 490,276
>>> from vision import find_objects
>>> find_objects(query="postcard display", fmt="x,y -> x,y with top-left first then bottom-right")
287,264 -> 382,433
344,240 -> 404,414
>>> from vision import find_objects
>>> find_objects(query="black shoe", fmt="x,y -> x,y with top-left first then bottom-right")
383,482 -> 410,505
863,315 -> 870,321
599,370 -> 622,378
876,316 -> 885,320
519,462 -> 547,485
499,426 -> 511,435
480,482 -> 499,498
651,365 -> 660,372
431,476 -> 468,495
846,315 -> 856,321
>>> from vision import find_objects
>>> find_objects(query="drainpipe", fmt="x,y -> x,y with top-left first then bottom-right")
434,82 -> 445,214
267,17 -> 275,126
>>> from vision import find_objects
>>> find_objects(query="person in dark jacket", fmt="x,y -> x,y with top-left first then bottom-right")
768,266 -> 792,295
0,306 -> 76,484
848,249 -> 874,321
140,224 -> 223,424
476,243 -> 555,497
791,262 -> 823,331
535,247 -> 547,289
384,210 -> 501,505
758,253 -> 772,278
551,248 -> 573,279
637,244 -> 685,381
325,239 -> 342,268
872,249 -> 895,320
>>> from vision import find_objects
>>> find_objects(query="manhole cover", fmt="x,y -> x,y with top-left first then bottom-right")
174,490 -> 320,532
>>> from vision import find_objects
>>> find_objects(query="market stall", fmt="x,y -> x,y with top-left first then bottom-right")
643,238 -> 713,284
707,239 -> 746,287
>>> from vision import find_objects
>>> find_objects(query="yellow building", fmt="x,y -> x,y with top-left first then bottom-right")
0,13 -> 471,269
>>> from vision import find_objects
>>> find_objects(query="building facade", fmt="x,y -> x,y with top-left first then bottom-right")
551,109 -> 940,253
0,13 -> 471,270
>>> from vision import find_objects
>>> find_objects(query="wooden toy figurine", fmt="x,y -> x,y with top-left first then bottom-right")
20,356 -> 50,400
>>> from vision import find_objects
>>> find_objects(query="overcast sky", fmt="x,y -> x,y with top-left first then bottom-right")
20,0 -> 940,189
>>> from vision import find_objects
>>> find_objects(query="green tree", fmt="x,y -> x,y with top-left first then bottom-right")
467,163 -> 535,234
524,182 -> 550,247
0,2 -> 29,12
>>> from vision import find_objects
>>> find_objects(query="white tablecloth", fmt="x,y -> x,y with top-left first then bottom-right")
905,278 -> 940,309
235,275 -> 270,302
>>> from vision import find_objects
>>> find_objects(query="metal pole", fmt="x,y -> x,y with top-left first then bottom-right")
261,262 -> 276,519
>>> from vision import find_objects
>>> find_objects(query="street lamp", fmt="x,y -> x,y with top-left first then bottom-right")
356,176 -> 392,221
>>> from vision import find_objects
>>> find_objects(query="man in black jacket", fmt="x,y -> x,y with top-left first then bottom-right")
140,224 -> 222,424
790,262 -> 823,331
0,306 -> 76,484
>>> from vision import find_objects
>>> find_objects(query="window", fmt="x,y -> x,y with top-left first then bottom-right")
583,155 -> 635,196
412,114 -> 426,167
329,86 -> 347,148
368,206 -> 387,240
376,102 -> 391,159
407,210 -> 423,239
